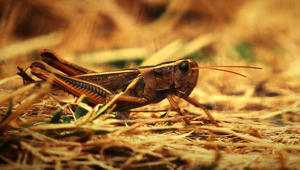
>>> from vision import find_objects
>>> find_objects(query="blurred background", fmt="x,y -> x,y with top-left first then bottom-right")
2,1 -> 300,168
1,0 -> 300,91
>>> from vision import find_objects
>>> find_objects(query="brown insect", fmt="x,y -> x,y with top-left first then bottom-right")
19,49 -> 261,126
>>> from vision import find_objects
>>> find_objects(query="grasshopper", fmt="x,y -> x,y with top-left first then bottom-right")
18,49 -> 261,126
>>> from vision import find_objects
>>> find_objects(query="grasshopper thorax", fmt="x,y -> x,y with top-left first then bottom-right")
138,59 -> 199,98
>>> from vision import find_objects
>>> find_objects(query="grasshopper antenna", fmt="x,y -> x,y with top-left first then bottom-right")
192,66 -> 262,78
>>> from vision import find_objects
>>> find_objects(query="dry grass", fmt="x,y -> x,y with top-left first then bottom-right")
1,0 -> 300,169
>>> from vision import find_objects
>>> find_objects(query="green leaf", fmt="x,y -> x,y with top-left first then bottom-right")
75,96 -> 89,119
49,108 -> 62,124
235,42 -> 255,62
62,117 -> 71,123
163,120 -> 171,126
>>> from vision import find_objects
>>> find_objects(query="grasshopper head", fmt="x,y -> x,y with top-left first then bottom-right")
173,59 -> 199,98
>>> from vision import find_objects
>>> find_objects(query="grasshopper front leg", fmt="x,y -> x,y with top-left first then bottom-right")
183,97 -> 220,127
166,95 -> 220,126
166,94 -> 191,125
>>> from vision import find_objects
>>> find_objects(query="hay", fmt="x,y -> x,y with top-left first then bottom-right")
1,0 -> 300,169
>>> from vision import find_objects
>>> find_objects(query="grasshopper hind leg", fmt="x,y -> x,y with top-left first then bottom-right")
40,49 -> 96,76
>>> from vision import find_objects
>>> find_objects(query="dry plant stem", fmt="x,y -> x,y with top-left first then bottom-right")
140,39 -> 184,66
55,160 -> 61,170
0,32 -> 62,61
25,129 -> 83,151
127,159 -> 177,169
79,104 -> 100,123
259,100 -> 300,119
27,121 -> 265,143
121,144 -> 164,168
199,126 -> 266,143
87,154 -> 118,170
166,94 -> 191,125
195,141 -> 300,151
0,83 -> 36,105
103,116 -> 191,125
161,109 -> 172,119
131,126 -> 266,143
81,92 -> 125,124
0,75 -> 20,86
183,97 -> 220,127
276,149 -> 286,169
20,141 -> 53,163
170,33 -> 216,61
28,123 -> 117,132
113,123 -> 141,136
0,82 -> 50,133
25,129 -> 61,143
0,156 -> 15,165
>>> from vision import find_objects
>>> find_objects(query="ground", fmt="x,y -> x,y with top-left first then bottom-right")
1,0 -> 300,169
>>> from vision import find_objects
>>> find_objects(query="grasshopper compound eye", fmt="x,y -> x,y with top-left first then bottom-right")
179,60 -> 189,72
